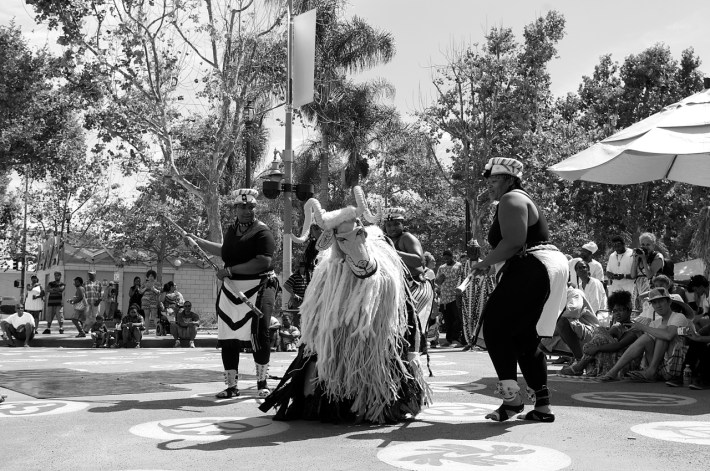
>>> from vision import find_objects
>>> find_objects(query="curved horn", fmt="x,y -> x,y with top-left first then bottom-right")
292,199 -> 317,244
307,198 -> 326,228
353,186 -> 378,224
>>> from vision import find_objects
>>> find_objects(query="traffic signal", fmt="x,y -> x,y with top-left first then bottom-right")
13,279 -> 20,288
12,259 -> 17,270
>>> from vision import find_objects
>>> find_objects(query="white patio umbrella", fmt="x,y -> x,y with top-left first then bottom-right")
548,86 -> 710,187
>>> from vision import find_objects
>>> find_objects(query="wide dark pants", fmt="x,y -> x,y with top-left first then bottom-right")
482,255 -> 550,391
441,301 -> 462,343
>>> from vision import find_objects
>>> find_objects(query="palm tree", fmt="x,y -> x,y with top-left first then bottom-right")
298,0 -> 395,205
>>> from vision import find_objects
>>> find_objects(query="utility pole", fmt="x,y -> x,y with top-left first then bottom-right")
281,0 -> 294,307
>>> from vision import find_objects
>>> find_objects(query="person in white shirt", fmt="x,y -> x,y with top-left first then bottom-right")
605,235 -> 635,294
580,241 -> 606,284
24,275 -> 44,335
599,287 -> 691,382
0,304 -> 36,347
574,260 -> 607,313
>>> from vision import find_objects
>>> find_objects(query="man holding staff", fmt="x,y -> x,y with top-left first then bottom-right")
186,188 -> 279,398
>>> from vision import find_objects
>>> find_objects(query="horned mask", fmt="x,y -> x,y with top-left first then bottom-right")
293,186 -> 380,278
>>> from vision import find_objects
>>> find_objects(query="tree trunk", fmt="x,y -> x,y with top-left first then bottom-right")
205,182 -> 224,244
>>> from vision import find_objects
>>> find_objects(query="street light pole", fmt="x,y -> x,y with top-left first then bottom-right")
281,0 -> 294,307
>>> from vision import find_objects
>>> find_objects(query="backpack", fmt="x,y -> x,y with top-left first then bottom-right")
662,259 -> 675,279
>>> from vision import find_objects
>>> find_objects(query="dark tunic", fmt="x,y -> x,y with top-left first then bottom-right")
222,221 -> 276,269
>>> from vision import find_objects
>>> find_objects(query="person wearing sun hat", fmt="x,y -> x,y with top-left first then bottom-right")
599,286 -> 693,384
382,205 -> 435,351
467,156 -> 568,423
187,188 -> 280,399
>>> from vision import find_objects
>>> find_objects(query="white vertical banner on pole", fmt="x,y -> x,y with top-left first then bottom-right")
292,8 -> 316,108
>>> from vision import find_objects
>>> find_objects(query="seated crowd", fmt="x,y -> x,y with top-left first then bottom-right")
551,273 -> 710,390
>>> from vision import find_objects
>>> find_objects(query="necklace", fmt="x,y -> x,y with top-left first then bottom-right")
236,221 -> 253,235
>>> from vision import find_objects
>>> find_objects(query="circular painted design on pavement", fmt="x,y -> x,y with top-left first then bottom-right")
631,421 -> 710,445
377,439 -> 571,471
428,382 -> 486,394
63,360 -> 133,366
432,370 -> 469,377
572,391 -> 696,407
418,403 -> 496,423
429,361 -> 456,366
0,400 -> 89,417
130,416 -> 288,441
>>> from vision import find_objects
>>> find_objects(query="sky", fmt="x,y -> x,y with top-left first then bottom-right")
2,0 -> 709,181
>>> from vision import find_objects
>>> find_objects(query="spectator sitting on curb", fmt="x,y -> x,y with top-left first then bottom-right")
0,304 -> 35,347
269,315 -> 281,351
170,301 -> 199,348
90,315 -> 109,348
599,287 -> 693,382
121,304 -> 145,348
108,310 -> 123,348
560,290 -> 639,377
541,284 -> 599,365
279,315 -> 300,352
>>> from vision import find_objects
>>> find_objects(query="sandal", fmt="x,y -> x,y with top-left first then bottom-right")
215,386 -> 240,399
485,402 -> 525,422
559,365 -> 583,376
518,386 -> 555,423
519,409 -> 555,423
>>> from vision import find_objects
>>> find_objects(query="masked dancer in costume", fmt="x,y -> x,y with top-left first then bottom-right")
468,157 -> 568,422
261,187 -> 430,423
188,189 -> 279,398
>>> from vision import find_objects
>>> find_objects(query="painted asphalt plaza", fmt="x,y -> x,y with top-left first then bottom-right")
1,346 -> 708,471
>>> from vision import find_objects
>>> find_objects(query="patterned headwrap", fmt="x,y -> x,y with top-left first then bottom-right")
483,157 -> 524,179
232,188 -> 258,204
382,207 -> 406,221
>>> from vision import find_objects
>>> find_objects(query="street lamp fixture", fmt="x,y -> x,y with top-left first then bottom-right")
259,151 -> 315,202
260,151 -> 286,199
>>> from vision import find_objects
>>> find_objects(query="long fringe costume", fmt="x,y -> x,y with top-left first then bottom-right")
259,227 -> 431,424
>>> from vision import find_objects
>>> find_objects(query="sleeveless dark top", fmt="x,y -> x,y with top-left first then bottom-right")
221,220 -> 276,270
487,190 -> 549,249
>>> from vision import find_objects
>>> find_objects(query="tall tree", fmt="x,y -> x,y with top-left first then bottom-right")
418,11 -> 566,245
31,0 -> 287,243
298,0 -> 394,205
0,22 -> 71,174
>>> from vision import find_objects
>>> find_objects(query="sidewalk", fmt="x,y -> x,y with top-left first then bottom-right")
12,322 -> 219,349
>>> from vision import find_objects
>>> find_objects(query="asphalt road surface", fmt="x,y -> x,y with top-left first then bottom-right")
0,345 -> 708,471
